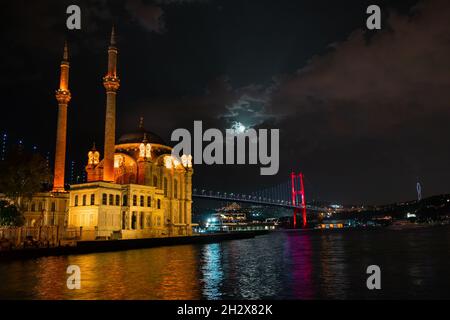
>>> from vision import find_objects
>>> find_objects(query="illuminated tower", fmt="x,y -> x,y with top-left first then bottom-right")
86,143 -> 102,181
291,172 -> 307,228
53,41 -> 71,192
102,26 -> 120,182
137,131 -> 152,185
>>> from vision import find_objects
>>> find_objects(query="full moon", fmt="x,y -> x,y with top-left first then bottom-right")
230,121 -> 246,134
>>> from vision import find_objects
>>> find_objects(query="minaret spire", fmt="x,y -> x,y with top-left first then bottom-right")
53,41 -> 71,192
103,26 -> 120,182
110,25 -> 116,46
63,40 -> 69,61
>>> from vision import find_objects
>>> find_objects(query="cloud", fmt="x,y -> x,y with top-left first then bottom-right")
218,84 -> 278,128
125,0 -> 208,33
271,0 -> 450,139
263,0 -> 450,202
125,0 -> 165,33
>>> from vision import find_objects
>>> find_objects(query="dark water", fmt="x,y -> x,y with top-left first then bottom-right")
0,226 -> 449,299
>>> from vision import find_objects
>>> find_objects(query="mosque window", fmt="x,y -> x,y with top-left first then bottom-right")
123,195 -> 128,206
122,212 -> 127,230
174,180 -> 178,199
147,196 -> 151,207
157,199 -> 161,209
102,193 -> 107,205
75,195 -> 79,207
109,194 -> 114,205
131,212 -> 137,230
116,195 -> 120,206
90,194 -> 95,205
133,195 -> 137,206
140,195 -> 144,207
164,178 -> 168,197
82,195 -> 87,206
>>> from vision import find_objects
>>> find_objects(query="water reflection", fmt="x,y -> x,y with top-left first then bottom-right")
285,232 -> 314,299
200,243 -> 224,299
0,227 -> 449,299
317,233 -> 350,299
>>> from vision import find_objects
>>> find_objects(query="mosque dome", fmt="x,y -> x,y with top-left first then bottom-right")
117,117 -> 167,146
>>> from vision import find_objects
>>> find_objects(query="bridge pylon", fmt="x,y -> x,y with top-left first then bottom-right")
291,172 -> 307,228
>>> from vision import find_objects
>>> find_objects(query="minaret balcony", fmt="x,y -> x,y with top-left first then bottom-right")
55,89 -> 71,103
103,76 -> 120,92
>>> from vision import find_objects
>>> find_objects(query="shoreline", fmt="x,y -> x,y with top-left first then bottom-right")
0,230 -> 269,261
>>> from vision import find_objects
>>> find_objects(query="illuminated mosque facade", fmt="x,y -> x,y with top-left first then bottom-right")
22,28 -> 193,239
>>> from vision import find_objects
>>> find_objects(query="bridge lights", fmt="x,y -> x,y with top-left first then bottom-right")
291,172 -> 307,228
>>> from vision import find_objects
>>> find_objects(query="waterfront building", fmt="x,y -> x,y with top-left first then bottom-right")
204,203 -> 277,232
20,27 -> 194,239
21,193 -> 68,227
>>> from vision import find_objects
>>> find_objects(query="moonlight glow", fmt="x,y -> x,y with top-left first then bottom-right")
231,121 -> 247,134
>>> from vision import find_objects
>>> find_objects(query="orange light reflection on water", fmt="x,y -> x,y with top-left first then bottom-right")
31,245 -> 202,300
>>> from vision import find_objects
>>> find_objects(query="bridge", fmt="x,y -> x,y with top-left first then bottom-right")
193,172 -> 325,228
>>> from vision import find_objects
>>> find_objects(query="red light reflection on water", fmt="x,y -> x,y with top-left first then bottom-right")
285,232 -> 314,299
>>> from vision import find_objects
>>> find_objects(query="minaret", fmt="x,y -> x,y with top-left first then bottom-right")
53,41 -> 71,192
102,26 -> 120,182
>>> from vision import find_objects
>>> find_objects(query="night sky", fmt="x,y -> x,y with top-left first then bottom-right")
1,0 -> 449,205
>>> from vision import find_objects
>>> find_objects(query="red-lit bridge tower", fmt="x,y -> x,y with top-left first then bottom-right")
291,172 -> 307,228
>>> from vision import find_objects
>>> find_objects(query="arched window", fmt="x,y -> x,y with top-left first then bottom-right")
163,178 -> 168,197
82,195 -> 87,206
74,195 -> 79,207
140,195 -> 144,207
109,194 -> 114,205
157,199 -> 161,209
147,196 -> 151,207
115,194 -> 120,206
123,195 -> 128,206
133,195 -> 137,206
90,194 -> 95,205
102,193 -> 107,205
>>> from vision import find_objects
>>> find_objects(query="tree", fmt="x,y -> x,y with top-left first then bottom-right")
0,200 -> 24,227
0,146 -> 51,207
